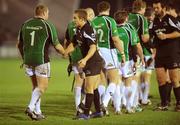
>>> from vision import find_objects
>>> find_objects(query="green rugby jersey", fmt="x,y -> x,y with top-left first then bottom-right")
128,13 -> 151,56
65,21 -> 82,63
116,23 -> 138,62
18,18 -> 59,66
92,15 -> 118,49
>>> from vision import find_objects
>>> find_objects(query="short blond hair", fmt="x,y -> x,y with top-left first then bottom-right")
35,4 -> 48,16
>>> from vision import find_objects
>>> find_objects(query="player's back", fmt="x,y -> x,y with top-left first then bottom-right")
92,15 -> 118,49
128,13 -> 148,37
21,18 -> 51,65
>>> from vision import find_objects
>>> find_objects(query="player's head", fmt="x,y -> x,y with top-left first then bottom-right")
114,10 -> 128,25
97,1 -> 110,14
166,2 -> 177,17
145,7 -> 155,22
73,9 -> 87,28
132,0 -> 146,15
86,8 -> 95,21
35,4 -> 49,20
153,0 -> 166,17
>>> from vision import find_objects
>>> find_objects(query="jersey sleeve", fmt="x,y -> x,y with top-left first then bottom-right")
139,15 -> 149,35
83,26 -> 96,46
110,19 -> 119,37
168,16 -> 180,32
17,25 -> 24,58
45,21 -> 60,46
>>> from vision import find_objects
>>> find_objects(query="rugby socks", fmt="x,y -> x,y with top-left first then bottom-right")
130,80 -> 138,107
120,83 -> 126,106
35,98 -> 41,114
103,83 -> 116,107
28,88 -> 42,111
158,84 -> 167,106
166,82 -> 172,105
113,84 -> 121,111
142,82 -> 150,104
173,87 -> 180,105
94,89 -> 101,113
98,85 -> 106,104
74,87 -> 82,109
139,83 -> 145,101
125,86 -> 132,110
84,93 -> 93,116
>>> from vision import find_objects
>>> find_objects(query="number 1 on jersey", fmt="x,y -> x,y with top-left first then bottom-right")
30,31 -> 35,46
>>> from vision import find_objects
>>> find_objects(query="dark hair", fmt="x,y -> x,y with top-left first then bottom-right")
97,1 -> 110,13
114,10 -> 128,24
35,4 -> 48,16
132,0 -> 146,12
145,7 -> 154,17
153,0 -> 166,8
74,9 -> 87,20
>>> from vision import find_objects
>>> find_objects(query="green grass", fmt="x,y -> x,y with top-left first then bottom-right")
0,58 -> 179,125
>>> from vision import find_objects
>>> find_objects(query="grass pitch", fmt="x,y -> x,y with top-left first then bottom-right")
0,58 -> 179,125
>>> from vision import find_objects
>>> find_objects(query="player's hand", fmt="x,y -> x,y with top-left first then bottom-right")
157,32 -> 167,40
78,58 -> 86,68
62,51 -> 68,58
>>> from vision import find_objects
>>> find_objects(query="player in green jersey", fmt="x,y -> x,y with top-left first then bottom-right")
17,4 -> 65,120
114,10 -> 145,113
92,1 -> 125,115
128,0 -> 151,107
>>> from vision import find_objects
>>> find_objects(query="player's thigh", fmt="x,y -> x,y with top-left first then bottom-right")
168,68 -> 179,86
155,67 -> 167,85
30,75 -> 38,89
85,75 -> 100,94
107,68 -> 119,84
74,74 -> 84,87
35,63 -> 50,92
99,70 -> 107,86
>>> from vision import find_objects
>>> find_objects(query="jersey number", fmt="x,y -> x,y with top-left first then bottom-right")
30,31 -> 35,46
97,29 -> 105,42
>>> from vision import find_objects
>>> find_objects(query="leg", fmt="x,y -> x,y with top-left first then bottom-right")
155,67 -> 168,110
168,68 -> 180,111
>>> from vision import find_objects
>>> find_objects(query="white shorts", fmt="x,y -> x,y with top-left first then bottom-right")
144,56 -> 154,73
25,63 -> 50,78
72,65 -> 83,74
99,48 -> 118,70
120,60 -> 134,78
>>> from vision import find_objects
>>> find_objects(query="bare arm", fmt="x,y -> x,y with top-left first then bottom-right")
136,42 -> 145,64
64,42 -> 75,56
54,43 -> 65,55
112,36 -> 125,62
157,31 -> 180,40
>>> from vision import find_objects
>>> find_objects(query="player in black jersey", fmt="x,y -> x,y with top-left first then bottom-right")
152,1 -> 180,111
65,9 -> 104,119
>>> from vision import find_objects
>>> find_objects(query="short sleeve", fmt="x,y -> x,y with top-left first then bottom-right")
139,15 -> 149,35
83,26 -> 96,46
45,21 -> 59,46
111,19 -> 119,37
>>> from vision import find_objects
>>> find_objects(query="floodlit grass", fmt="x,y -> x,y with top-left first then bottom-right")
0,58 -> 179,125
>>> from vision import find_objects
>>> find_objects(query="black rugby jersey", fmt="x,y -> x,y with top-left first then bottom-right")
72,22 -> 102,63
152,14 -> 180,59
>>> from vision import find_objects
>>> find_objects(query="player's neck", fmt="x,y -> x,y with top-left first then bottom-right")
35,15 -> 46,20
79,21 -> 86,29
99,11 -> 109,16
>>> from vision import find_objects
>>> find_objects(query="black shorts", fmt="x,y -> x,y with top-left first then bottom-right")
155,57 -> 179,69
83,60 -> 104,77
